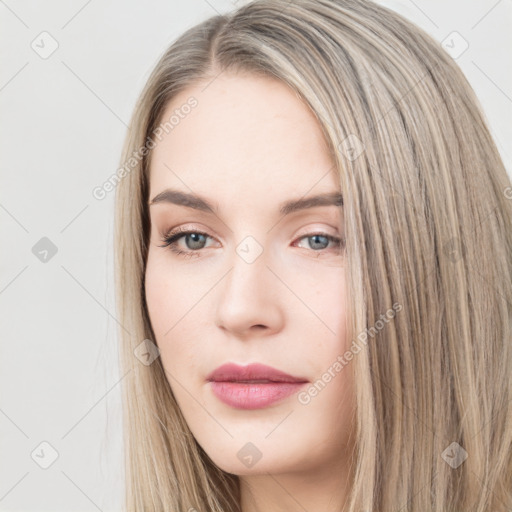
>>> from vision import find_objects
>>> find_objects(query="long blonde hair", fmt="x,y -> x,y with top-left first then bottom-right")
113,0 -> 512,510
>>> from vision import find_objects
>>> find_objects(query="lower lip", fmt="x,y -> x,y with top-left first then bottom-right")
209,381 -> 307,410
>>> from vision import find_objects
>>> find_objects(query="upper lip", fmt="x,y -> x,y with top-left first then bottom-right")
206,363 -> 309,383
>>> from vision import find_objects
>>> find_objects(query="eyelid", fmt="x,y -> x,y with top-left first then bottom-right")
294,223 -> 341,237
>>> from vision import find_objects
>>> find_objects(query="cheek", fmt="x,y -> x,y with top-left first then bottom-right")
291,265 -> 348,349
293,271 -> 353,426
144,253 -> 209,381
144,251 -> 205,339
318,275 -> 347,338
145,255 -> 171,339
144,254 -> 182,372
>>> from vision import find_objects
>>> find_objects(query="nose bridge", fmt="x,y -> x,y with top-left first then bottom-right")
215,233 -> 283,334
226,234 -> 269,301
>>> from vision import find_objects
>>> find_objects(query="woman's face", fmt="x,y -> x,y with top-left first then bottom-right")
145,72 -> 355,477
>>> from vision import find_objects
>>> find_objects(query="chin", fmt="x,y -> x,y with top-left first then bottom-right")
202,442 -> 295,476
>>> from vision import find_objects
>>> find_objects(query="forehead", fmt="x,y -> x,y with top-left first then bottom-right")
148,72 -> 339,208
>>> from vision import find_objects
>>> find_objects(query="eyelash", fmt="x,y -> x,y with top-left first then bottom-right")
157,226 -> 345,259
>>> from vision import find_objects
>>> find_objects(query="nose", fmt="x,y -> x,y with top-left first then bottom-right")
215,244 -> 285,339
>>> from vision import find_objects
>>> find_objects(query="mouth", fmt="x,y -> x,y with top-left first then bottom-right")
206,362 -> 309,410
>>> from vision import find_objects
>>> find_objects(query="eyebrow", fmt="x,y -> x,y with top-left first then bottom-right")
148,189 -> 343,215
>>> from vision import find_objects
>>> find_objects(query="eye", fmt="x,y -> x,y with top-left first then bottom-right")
158,226 -> 214,259
293,233 -> 345,254
158,227 -> 345,258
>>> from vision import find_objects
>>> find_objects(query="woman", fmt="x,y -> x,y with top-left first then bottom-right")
114,0 -> 512,510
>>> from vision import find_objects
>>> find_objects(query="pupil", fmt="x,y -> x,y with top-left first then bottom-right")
187,233 -> 205,250
310,235 -> 328,250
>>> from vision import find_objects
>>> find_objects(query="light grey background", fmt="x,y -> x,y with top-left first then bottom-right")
0,1 -> 510,511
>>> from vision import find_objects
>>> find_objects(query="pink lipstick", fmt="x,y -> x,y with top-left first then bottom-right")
206,362 -> 308,410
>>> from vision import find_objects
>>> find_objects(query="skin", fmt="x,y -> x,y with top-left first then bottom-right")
145,71 -> 356,512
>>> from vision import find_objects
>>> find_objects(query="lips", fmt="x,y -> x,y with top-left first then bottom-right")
206,363 -> 309,410
206,362 -> 308,384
